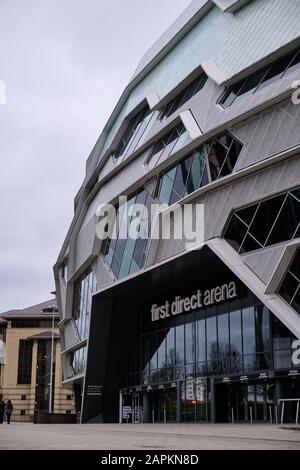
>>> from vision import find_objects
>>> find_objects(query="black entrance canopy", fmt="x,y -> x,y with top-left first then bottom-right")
81,246 -> 242,423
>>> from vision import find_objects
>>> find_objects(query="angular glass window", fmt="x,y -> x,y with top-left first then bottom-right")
158,167 -> 177,205
115,106 -> 151,163
219,140 -> 243,177
224,214 -> 248,251
233,68 -> 268,105
240,234 -> 262,253
224,187 -> 300,253
208,140 -> 227,180
236,204 -> 258,225
256,53 -> 293,91
159,73 -> 207,122
284,50 -> 300,76
266,194 -> 300,246
221,49 -> 300,107
248,195 -> 285,246
147,124 -> 186,167
101,187 -> 156,279
185,150 -> 207,196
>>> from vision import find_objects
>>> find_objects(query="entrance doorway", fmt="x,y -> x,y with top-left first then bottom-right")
150,390 -> 177,423
215,381 -> 276,423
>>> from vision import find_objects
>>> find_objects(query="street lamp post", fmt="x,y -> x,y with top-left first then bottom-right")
48,305 -> 55,414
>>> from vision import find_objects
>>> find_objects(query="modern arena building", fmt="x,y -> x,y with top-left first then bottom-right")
54,0 -> 300,424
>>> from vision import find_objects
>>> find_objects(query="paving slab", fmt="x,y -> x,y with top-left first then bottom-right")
0,423 -> 299,450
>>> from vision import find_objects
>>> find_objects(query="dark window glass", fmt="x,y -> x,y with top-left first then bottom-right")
208,140 -> 228,180
17,340 -> 33,384
224,214 -> 248,251
242,304 -> 256,355
157,334 -> 166,369
256,54 -> 293,91
160,74 -> 207,121
244,354 -> 257,372
222,83 -> 242,108
148,124 -> 186,167
284,50 -> 300,76
241,234 -> 262,253
159,169 -> 176,205
102,188 -> 156,279
274,349 -> 291,369
279,272 -> 299,304
248,195 -> 285,245
236,204 -> 258,225
73,270 -> 95,341
218,308 -> 230,374
185,151 -> 207,195
266,194 -> 300,246
115,106 -> 150,161
157,132 -> 242,205
185,321 -> 195,364
255,305 -> 270,353
225,188 -> 300,254
166,328 -> 175,368
206,308 -> 217,365
234,68 -> 268,104
289,253 -> 300,280
230,302 -> 242,357
149,333 -> 157,371
221,49 -> 300,107
257,352 -> 271,371
291,288 -> 300,313
176,324 -> 185,365
196,317 -> 206,363
219,140 -> 242,177
172,155 -> 193,199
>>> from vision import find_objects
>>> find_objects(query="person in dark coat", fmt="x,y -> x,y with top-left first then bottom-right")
0,399 -> 4,424
5,400 -> 13,424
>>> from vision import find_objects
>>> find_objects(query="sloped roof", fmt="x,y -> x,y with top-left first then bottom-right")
0,299 -> 58,320
27,330 -> 60,340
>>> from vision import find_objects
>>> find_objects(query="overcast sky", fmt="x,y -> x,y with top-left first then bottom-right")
0,0 -> 191,312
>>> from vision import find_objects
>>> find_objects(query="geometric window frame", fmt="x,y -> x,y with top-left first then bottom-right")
157,131 -> 243,206
224,187 -> 300,255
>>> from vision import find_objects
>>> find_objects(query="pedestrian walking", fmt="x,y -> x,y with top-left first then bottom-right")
0,399 -> 4,424
5,399 -> 13,424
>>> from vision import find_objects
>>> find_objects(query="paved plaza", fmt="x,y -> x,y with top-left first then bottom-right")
0,423 -> 299,450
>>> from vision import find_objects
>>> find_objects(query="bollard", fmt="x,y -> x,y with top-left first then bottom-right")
231,407 -> 235,424
296,400 -> 299,426
269,405 -> 273,424
250,406 -> 253,424
152,408 -> 155,424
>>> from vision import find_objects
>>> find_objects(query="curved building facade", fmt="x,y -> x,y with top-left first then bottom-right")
54,0 -> 300,424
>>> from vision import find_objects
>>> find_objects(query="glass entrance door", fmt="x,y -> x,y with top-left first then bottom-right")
216,381 -> 276,422
150,390 -> 177,422
132,393 -> 142,423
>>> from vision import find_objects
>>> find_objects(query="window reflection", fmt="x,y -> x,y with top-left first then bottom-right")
129,293 -> 298,388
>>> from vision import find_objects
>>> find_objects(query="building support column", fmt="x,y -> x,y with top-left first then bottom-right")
143,392 -> 150,423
